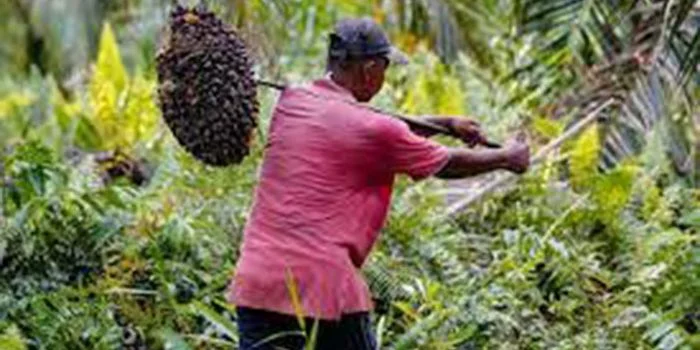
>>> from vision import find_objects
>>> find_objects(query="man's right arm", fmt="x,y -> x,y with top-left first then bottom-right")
373,114 -> 530,181
435,139 -> 530,179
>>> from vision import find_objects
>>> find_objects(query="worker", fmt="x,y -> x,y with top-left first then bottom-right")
228,17 -> 530,350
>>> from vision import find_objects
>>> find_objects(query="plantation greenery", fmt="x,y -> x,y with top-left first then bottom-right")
1,1 -> 699,349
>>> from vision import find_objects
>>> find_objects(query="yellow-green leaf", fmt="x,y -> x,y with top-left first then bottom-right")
401,56 -> 465,116
0,92 -> 35,119
570,126 -> 600,190
592,163 -> 637,224
93,22 -> 127,92
532,116 -> 564,139
285,267 -> 307,330
89,78 -> 119,150
87,21 -> 154,151
0,325 -> 26,350
123,77 -> 159,147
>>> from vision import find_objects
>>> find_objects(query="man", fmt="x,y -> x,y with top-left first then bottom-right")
228,18 -> 530,350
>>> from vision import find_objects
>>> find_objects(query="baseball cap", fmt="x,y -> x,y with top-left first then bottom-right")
328,17 -> 409,65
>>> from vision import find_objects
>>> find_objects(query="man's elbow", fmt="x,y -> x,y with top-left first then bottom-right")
435,152 -> 476,179
435,157 -> 464,179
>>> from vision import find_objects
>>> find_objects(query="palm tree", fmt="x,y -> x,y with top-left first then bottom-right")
513,0 -> 699,178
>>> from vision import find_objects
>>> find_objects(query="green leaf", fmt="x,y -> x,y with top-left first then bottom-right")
189,301 -> 238,342
73,114 -> 103,151
160,329 -> 193,350
678,210 -> 700,228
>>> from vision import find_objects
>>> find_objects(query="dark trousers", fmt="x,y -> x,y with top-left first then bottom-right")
236,307 -> 377,350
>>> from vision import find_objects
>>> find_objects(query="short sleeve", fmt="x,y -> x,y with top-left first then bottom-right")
377,117 -> 450,181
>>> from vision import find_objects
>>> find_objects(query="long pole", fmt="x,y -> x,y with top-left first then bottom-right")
256,79 -> 502,148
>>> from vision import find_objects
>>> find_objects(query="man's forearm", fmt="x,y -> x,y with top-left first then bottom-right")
435,148 -> 510,179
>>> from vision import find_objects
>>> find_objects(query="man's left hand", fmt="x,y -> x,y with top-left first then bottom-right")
448,118 -> 488,148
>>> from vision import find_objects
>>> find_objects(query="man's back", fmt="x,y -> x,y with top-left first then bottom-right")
228,78 -> 449,320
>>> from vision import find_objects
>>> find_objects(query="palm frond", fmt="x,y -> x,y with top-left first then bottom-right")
514,0 -> 699,173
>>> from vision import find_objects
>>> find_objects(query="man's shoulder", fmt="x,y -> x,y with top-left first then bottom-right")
329,100 -> 407,133
357,107 -> 409,132
275,78 -> 409,133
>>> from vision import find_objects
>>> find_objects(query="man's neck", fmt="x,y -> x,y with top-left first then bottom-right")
327,68 -> 374,102
329,72 -> 357,98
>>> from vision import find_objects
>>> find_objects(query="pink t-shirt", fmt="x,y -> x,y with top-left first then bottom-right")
227,78 -> 449,320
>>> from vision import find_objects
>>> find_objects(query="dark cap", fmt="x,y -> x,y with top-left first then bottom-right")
329,17 -> 409,65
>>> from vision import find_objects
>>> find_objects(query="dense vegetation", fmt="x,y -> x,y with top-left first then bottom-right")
1,1 -> 698,349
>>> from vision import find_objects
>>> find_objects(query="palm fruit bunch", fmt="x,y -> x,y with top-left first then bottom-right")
156,4 -> 259,166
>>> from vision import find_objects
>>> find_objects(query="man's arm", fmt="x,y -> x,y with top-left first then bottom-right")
435,138 -> 530,179
376,114 -> 529,181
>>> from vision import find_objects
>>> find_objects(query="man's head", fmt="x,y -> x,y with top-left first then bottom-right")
327,18 -> 408,102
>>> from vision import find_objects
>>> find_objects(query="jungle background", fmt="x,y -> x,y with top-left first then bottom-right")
0,0 -> 699,349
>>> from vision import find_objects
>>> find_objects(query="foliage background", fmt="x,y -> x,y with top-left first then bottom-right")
0,0 -> 698,349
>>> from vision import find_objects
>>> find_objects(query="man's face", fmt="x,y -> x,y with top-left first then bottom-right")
356,57 -> 389,102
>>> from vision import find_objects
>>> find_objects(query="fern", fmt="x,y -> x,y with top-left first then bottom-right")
591,163 -> 637,225
569,126 -> 600,191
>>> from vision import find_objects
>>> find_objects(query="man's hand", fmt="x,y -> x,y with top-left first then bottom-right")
502,133 -> 530,174
448,118 -> 488,148
412,116 -> 490,147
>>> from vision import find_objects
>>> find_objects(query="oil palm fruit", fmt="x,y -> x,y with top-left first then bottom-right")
156,4 -> 259,166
